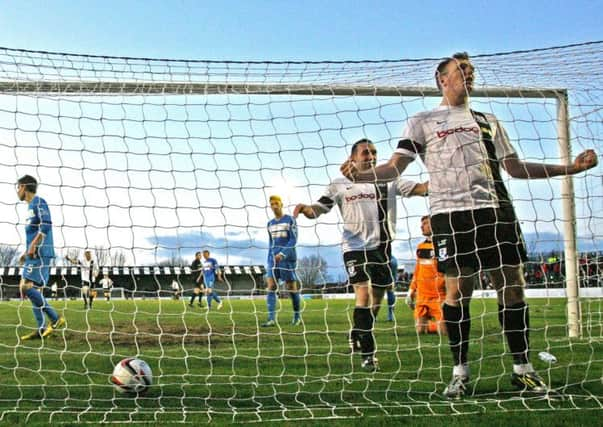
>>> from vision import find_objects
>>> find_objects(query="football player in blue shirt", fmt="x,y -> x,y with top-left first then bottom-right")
202,250 -> 224,310
262,195 -> 301,327
17,175 -> 65,340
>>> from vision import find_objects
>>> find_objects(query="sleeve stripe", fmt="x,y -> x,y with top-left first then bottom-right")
394,148 -> 418,159
397,138 -> 423,155
317,196 -> 335,209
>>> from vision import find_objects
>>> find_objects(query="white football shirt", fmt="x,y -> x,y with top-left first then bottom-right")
395,105 -> 516,215
99,277 -> 113,289
79,258 -> 98,283
316,178 -> 418,253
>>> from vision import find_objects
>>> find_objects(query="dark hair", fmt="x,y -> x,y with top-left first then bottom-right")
17,175 -> 38,193
420,214 -> 430,221
195,251 -> 201,256
350,138 -> 373,156
203,250 -> 210,255
435,52 -> 470,91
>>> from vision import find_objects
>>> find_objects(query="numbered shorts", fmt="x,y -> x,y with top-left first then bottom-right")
22,257 -> 52,286
266,258 -> 298,282
431,206 -> 527,273
414,298 -> 443,321
343,245 -> 394,288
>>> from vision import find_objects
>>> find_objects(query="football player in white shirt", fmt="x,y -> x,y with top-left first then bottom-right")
99,274 -> 113,301
295,139 -> 427,371
341,52 -> 598,397
66,250 -> 99,309
50,282 -> 59,300
171,279 -> 182,300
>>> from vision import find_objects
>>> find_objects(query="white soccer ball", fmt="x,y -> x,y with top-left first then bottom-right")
111,358 -> 153,394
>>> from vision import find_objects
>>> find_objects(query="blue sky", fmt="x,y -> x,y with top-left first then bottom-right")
0,1 -> 601,276
1,1 -> 601,60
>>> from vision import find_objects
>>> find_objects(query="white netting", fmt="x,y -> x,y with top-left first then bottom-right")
0,42 -> 601,424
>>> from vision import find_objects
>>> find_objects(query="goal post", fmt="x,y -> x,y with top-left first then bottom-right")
556,91 -> 582,338
0,77 -> 582,336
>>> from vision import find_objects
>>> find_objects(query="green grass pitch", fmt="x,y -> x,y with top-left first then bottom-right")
0,296 -> 601,426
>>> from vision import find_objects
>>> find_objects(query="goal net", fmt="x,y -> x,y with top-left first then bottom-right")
0,42 -> 601,424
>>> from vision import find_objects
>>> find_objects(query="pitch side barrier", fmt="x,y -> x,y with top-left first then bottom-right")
4,287 -> 598,301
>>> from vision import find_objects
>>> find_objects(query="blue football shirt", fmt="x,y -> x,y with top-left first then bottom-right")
267,215 -> 297,262
26,196 -> 55,259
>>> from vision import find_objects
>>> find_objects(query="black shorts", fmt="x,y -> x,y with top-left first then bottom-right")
431,206 -> 527,273
82,281 -> 95,289
343,245 -> 395,287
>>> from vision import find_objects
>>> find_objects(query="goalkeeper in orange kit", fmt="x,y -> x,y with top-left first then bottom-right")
407,215 -> 446,335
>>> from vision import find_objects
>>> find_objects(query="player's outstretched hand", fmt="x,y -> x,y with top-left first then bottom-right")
573,149 -> 598,173
294,203 -> 318,219
340,157 -> 358,181
293,204 -> 305,218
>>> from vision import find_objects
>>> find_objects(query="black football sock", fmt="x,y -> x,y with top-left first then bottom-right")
498,302 -> 530,365
354,307 -> 375,358
443,303 -> 471,367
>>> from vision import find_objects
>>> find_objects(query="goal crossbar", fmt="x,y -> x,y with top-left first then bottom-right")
0,80 -> 567,98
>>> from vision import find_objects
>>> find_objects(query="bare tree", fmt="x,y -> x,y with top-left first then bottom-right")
111,250 -> 127,266
158,251 -> 187,266
0,245 -> 19,265
297,255 -> 328,287
94,245 -> 111,266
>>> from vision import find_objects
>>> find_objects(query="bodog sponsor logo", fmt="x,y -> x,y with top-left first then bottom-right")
345,193 -> 376,202
436,126 -> 479,139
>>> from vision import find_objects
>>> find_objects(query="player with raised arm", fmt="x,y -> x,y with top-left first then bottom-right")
202,250 -> 224,310
406,215 -> 446,335
16,175 -> 65,340
66,250 -> 98,309
295,139 -> 427,371
341,52 -> 598,396
188,251 -> 204,308
262,195 -> 302,327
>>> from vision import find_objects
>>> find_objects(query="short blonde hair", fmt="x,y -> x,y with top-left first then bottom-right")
269,195 -> 282,206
